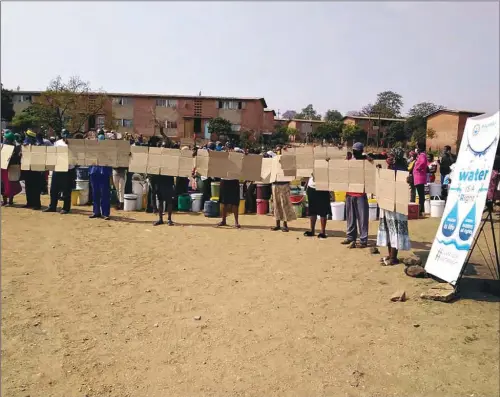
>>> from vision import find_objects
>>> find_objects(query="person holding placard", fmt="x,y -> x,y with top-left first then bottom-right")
217,177 -> 241,228
413,142 -> 428,217
304,175 -> 330,239
271,180 -> 296,232
88,133 -> 112,220
1,130 -> 22,206
22,129 -> 43,210
376,148 -> 411,266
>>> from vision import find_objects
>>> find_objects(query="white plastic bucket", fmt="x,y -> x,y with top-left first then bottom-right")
430,200 -> 445,218
191,193 -> 204,212
368,202 -> 378,221
429,183 -> 442,198
78,189 -> 89,205
239,183 -> 244,200
76,180 -> 89,190
331,202 -> 345,221
124,194 -> 137,212
424,198 -> 431,214
132,181 -> 145,210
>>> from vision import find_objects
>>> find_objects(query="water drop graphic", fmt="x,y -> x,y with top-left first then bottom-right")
441,201 -> 459,237
458,203 -> 477,241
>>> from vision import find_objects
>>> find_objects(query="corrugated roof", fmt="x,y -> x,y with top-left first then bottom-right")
265,109 -> 277,116
12,90 -> 267,108
425,109 -> 485,118
275,118 -> 325,123
342,115 -> 406,122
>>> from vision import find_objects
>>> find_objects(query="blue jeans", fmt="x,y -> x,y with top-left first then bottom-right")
440,174 -> 445,185
90,173 -> 111,217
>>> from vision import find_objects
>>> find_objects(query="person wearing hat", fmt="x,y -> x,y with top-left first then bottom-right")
43,129 -> 76,214
88,132 -> 112,220
21,129 -> 43,210
341,142 -> 371,248
1,130 -> 22,206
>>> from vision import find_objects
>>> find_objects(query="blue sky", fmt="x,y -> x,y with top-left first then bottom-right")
1,1 -> 499,116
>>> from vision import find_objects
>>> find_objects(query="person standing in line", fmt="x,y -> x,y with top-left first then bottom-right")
341,142 -> 371,248
1,130 -> 22,206
217,177 -> 241,228
112,143 -> 127,211
438,145 -> 456,185
89,133 -> 112,220
150,173 -> 175,226
22,129 -> 43,210
413,142 -> 428,217
304,174 -> 330,239
376,147 -> 411,266
43,130 -> 76,214
407,151 -> 417,202
271,180 -> 296,232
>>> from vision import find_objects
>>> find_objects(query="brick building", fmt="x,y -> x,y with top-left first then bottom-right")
425,109 -> 484,152
11,91 -> 273,139
342,115 -> 406,141
273,118 -> 325,141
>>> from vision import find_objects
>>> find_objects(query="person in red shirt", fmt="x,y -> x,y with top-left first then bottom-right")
341,142 -> 371,248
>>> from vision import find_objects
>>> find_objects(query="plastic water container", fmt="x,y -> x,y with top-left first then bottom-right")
78,189 -> 89,205
191,193 -> 204,212
204,200 -> 220,217
132,181 -> 145,210
124,194 -> 137,211
239,199 -> 245,215
257,199 -> 269,215
334,191 -> 346,202
429,183 -> 442,198
430,200 -> 445,218
178,194 -> 191,212
211,182 -> 220,198
71,190 -> 80,206
239,183 -> 245,200
256,184 -> 272,200
76,180 -> 89,190
424,198 -> 431,214
331,202 -> 345,220
368,202 -> 378,221
293,203 -> 303,218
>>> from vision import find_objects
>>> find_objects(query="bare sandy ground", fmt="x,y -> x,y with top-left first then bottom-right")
1,197 -> 499,397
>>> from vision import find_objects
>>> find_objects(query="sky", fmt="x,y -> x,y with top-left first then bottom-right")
1,1 -> 499,117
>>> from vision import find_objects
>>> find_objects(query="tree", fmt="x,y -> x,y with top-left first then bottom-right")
30,76 -> 112,133
384,122 -> 407,147
408,102 -> 444,118
359,91 -> 404,118
270,125 -> 290,146
359,104 -> 374,116
346,110 -> 362,117
11,106 -> 42,132
426,127 -> 437,140
282,110 -> 296,120
1,84 -> 15,122
411,128 -> 427,144
324,109 -> 343,122
341,124 -> 367,143
207,116 -> 232,138
313,121 -> 343,142
286,127 -> 299,139
295,104 -> 321,120
238,129 -> 258,149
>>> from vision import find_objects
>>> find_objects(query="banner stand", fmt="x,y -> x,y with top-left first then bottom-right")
455,198 -> 500,294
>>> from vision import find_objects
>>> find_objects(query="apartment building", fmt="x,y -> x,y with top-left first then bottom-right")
426,109 -> 484,152
11,91 -> 272,139
273,118 -> 325,141
342,115 -> 406,139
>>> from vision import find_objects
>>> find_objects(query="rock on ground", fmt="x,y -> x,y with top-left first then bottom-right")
420,283 -> 456,302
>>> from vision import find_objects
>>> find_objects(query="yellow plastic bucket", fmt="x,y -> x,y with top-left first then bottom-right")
334,191 -> 346,202
71,190 -> 79,206
239,199 -> 245,214
368,198 -> 377,204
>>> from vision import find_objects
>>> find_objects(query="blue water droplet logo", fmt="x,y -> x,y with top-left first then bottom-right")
441,201 -> 459,237
458,203 -> 477,241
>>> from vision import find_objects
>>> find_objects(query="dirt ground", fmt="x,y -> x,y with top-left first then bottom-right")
1,196 -> 499,397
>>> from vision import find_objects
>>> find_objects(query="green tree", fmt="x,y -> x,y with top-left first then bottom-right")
238,129 -> 258,149
408,102 -> 444,118
286,127 -> 299,139
313,121 -> 343,142
324,109 -> 343,122
270,125 -> 290,146
360,91 -> 404,118
1,84 -> 15,122
411,128 -> 427,144
342,124 -> 367,143
11,106 -> 42,132
295,104 -> 321,120
384,122 -> 407,146
208,116 -> 232,138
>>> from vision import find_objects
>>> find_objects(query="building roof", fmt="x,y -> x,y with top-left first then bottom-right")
265,109 -> 276,116
274,118 -> 325,123
425,109 -> 485,118
342,115 -> 406,122
12,90 -> 268,108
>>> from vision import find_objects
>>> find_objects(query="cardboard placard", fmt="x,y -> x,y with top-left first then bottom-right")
395,170 -> 410,215
84,140 -> 99,166
280,149 -> 296,177
364,160 -> 386,195
260,158 -> 273,183
30,146 -> 47,172
241,154 -> 263,181
68,140 -> 86,166
97,140 -> 117,166
314,159 -> 330,191
227,152 -> 244,179
116,141 -> 131,167
128,146 -> 148,173
45,146 -> 57,170
271,155 -> 294,183
348,160 -> 365,193
160,148 -> 180,176
313,146 -> 328,160
55,146 -> 69,172
328,159 -> 349,192
1,144 -> 15,170
147,147 -> 162,175
295,146 -> 314,177
377,168 -> 396,212
178,150 -> 195,177
20,145 -> 31,171
195,150 -> 209,177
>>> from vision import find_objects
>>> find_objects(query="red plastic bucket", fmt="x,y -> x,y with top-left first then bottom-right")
290,195 -> 304,204
257,199 -> 269,215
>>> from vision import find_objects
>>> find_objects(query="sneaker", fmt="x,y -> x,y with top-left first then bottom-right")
348,242 -> 357,249
317,233 -> 327,239
103,216 -> 110,220
89,214 -> 101,219
303,231 -> 315,237
153,220 -> 164,226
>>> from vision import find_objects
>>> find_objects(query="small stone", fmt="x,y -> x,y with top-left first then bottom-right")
25,272 -> 30,276
110,302 -> 114,306
154,323 -> 159,327
420,283 -> 456,302
413,324 -> 420,328
403,257 -> 422,267
52,245 -> 55,249
145,289 -> 151,293
405,265 -> 427,278
33,321 -> 41,327
370,247 -> 380,254
91,314 -> 97,318
390,290 -> 406,302
193,316 -> 201,321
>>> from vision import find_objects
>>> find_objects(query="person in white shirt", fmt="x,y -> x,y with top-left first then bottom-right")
43,130 -> 75,214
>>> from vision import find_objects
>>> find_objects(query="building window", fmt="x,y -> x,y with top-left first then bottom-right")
112,97 -> 132,106
231,124 -> 241,132
14,95 -> 32,103
165,120 -> 177,129
156,99 -> 177,108
217,100 -> 245,110
116,119 -> 133,128
96,115 -> 105,129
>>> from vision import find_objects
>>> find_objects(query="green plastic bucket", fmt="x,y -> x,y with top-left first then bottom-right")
178,194 -> 191,212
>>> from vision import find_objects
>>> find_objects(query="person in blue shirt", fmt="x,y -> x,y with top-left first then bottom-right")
89,132 -> 112,220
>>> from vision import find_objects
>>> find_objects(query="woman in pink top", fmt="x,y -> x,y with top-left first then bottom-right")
413,142 -> 428,216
